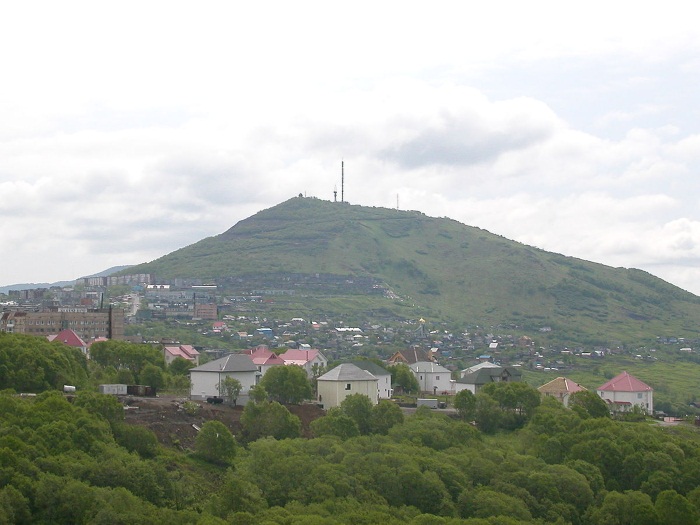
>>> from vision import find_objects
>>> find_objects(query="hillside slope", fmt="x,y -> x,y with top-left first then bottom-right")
127,197 -> 700,342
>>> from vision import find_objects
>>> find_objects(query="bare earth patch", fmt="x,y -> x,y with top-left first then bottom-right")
123,395 -> 325,450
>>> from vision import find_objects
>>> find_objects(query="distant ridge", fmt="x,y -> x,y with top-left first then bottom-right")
0,265 -> 133,295
125,197 -> 700,343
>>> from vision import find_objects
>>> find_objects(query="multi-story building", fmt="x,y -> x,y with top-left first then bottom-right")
0,307 -> 124,341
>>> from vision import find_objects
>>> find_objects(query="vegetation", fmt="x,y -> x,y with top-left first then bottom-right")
259,365 -> 313,404
123,196 -> 700,344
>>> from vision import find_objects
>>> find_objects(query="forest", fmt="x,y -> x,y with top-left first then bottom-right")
2,332 -> 700,524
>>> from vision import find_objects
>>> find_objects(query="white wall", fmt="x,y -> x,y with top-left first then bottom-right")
597,389 -> 653,413
317,379 -> 378,408
190,370 -> 258,402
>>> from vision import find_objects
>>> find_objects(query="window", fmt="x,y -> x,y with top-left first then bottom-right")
436,376 -> 440,380
637,393 -> 643,399
345,383 -> 351,391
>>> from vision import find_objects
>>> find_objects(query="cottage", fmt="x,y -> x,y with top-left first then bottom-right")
454,366 -> 522,394
597,371 -> 653,414
243,345 -> 285,376
409,361 -> 452,395
189,354 -> 260,404
317,363 -> 379,408
163,344 -> 200,366
537,376 -> 585,407
279,348 -> 328,377
49,329 -> 88,355
351,360 -> 393,399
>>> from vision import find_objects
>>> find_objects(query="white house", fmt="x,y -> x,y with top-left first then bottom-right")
537,376 -> 585,407
597,371 -> 653,414
352,360 -> 393,399
409,361 -> 452,395
317,363 -> 379,408
279,348 -> 328,377
189,354 -> 260,404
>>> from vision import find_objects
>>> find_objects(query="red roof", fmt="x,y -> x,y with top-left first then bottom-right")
51,329 -> 87,348
598,371 -> 652,392
164,344 -> 200,361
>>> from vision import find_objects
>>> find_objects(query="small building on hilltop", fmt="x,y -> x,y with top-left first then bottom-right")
317,363 -> 379,408
537,376 -> 585,407
596,371 -> 653,414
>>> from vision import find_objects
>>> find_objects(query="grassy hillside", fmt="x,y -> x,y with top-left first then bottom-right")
127,197 -> 700,344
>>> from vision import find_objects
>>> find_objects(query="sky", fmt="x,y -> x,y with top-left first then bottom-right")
2,2 -> 700,294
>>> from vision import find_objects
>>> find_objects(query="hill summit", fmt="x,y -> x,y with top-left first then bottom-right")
127,197 -> 700,343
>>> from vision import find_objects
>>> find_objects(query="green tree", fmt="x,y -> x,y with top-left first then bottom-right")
339,393 -> 374,435
72,391 -> 125,425
370,399 -> 404,434
195,420 -> 237,466
654,490 -> 698,525
168,357 -> 195,376
391,363 -> 420,394
586,490 -> 659,525
240,401 -> 301,442
310,408 -> 360,439
219,376 -> 242,406
260,365 -> 312,404
453,389 -> 477,421
570,390 -> 611,419
140,364 -> 165,390
90,340 -> 163,379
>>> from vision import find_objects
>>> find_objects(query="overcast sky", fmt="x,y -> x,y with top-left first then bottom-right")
2,2 -> 700,295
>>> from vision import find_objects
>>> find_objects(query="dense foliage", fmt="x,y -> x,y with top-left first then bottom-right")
0,332 -> 88,392
5,333 -> 700,523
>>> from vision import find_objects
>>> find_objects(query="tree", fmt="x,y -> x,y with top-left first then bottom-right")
90,341 -> 163,379
370,400 -> 404,434
240,401 -> 301,442
339,394 -> 373,435
169,357 -> 195,376
219,377 -> 242,406
195,420 -> 237,466
310,408 -> 360,439
140,364 -> 165,390
570,390 -> 611,419
654,490 -> 698,525
259,365 -> 312,404
391,363 -> 420,394
453,389 -> 477,421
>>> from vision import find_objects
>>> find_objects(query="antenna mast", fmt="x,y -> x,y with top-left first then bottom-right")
341,160 -> 344,203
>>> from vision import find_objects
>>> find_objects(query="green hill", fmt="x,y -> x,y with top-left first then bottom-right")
127,196 -> 700,343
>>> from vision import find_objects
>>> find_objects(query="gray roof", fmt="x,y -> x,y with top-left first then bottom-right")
318,363 -> 378,382
409,361 -> 451,374
190,353 -> 257,373
351,360 -> 391,377
457,366 -> 522,385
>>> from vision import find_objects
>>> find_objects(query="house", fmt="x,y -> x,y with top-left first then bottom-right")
317,363 -> 379,408
454,366 -> 522,394
597,371 -> 653,414
49,328 -> 88,355
460,361 -> 500,378
387,348 -> 435,365
243,345 -> 285,376
351,360 -> 393,399
163,344 -> 200,366
189,354 -> 260,404
279,348 -> 328,377
409,361 -> 452,395
537,376 -> 585,407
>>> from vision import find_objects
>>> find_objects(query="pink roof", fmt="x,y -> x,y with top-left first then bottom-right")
598,371 -> 652,392
280,348 -> 322,364
252,354 -> 285,366
51,329 -> 87,348
164,344 -> 200,360
538,376 -> 585,395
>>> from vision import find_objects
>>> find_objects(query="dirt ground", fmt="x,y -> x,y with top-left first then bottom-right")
123,395 -> 326,450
